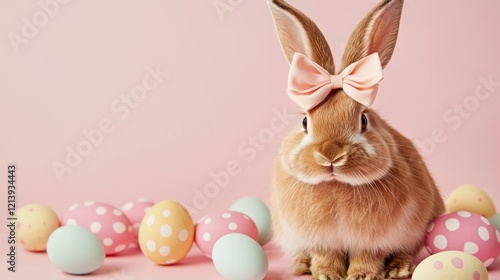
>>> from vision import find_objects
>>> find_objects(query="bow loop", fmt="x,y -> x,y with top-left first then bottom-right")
287,52 -> 383,111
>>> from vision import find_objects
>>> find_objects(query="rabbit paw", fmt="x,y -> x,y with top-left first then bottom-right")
311,269 -> 344,280
345,273 -> 382,280
384,254 -> 415,279
292,252 -> 311,275
310,250 -> 346,280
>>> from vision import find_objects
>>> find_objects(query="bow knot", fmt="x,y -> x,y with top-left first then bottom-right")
287,52 -> 383,111
330,74 -> 344,90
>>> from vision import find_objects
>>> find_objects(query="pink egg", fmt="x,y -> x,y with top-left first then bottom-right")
426,211 -> 500,267
195,211 -> 258,258
121,198 -> 155,238
62,201 -> 133,255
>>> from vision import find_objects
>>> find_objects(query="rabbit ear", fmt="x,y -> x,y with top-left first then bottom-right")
268,0 -> 335,74
342,0 -> 404,70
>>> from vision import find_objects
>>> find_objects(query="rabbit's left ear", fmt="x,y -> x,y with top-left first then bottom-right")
268,0 -> 335,74
342,0 -> 404,71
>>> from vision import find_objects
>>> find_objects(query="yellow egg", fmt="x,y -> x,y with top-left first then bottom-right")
445,184 -> 496,217
413,251 -> 488,280
16,204 -> 60,251
138,200 -> 194,265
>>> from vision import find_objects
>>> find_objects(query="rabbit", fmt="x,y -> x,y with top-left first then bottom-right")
267,0 -> 445,279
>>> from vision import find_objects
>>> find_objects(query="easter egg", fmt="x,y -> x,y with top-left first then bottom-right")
230,197 -> 272,245
61,201 -> 133,255
195,211 -> 259,258
47,226 -> 105,275
122,198 -> 155,238
16,204 -> 60,251
413,251 -> 488,280
445,185 -> 496,217
138,200 -> 194,265
489,213 -> 500,232
212,233 -> 268,280
426,211 -> 500,267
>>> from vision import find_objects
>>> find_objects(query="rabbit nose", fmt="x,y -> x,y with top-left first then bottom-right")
314,141 -> 347,167
314,151 -> 348,167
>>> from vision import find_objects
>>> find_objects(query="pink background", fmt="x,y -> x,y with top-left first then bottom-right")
1,0 -> 499,279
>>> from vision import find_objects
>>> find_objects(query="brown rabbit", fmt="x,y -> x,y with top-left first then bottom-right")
268,0 -> 445,279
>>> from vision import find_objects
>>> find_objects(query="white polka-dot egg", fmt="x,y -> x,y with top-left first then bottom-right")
138,200 -> 194,265
61,201 -> 133,255
121,198 -> 155,238
195,210 -> 258,258
413,251 -> 488,280
426,211 -> 500,267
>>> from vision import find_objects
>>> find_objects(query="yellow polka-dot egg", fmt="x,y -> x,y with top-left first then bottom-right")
138,200 -> 194,265
16,204 -> 60,251
446,184 -> 496,217
413,251 -> 488,280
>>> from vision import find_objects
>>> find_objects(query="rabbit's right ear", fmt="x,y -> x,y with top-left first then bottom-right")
268,0 -> 335,74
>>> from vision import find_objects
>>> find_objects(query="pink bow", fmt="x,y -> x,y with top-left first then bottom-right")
287,52 -> 383,111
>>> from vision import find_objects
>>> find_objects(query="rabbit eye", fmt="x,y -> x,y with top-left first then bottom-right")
302,117 -> 308,133
361,113 -> 368,132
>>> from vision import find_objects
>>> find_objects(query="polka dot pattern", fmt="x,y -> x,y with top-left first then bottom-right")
147,216 -> 155,226
414,251 -> 489,280
434,235 -> 447,250
160,224 -> 173,238
103,238 -> 113,246
114,244 -> 127,253
16,204 -> 60,252
445,218 -> 460,231
179,229 -> 189,242
138,200 -> 194,265
147,240 -> 156,251
96,207 -> 106,215
451,257 -> 463,269
90,222 -> 101,233
159,246 -> 171,256
113,222 -> 126,234
426,211 -> 500,267
62,201 -> 133,256
433,260 -> 443,270
121,198 -> 155,238
194,211 -> 258,258
478,227 -> 489,241
464,242 -> 479,254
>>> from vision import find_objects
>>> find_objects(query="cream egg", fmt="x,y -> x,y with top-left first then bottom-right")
16,204 -> 60,251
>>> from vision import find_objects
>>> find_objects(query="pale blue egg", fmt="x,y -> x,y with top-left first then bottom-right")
47,226 -> 105,274
230,197 -> 272,245
489,213 -> 500,232
212,233 -> 268,280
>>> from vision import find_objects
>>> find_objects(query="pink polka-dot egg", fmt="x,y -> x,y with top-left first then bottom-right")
138,200 -> 194,265
413,251 -> 488,280
121,198 -> 155,238
195,211 -> 258,258
426,211 -> 500,267
62,201 -> 133,255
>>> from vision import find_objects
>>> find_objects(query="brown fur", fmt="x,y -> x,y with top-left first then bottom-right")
268,0 -> 445,279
